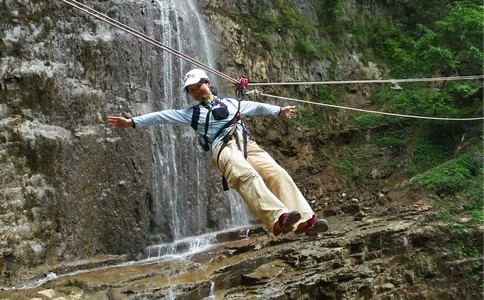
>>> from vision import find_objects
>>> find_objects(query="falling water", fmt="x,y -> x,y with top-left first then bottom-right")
142,0 -> 251,245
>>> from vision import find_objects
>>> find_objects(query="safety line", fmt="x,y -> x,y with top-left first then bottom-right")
59,0 -> 483,122
258,92 -> 484,121
58,0 -> 483,90
58,0 -> 238,84
248,75 -> 484,86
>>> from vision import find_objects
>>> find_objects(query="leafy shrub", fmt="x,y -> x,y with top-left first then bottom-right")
412,163 -> 471,194
408,148 -> 482,195
294,39 -> 319,59
333,158 -> 365,186
353,114 -> 387,128
383,1 -> 483,77
318,0 -> 346,20
376,136 -> 406,150
412,138 -> 452,169
316,42 -> 336,59
295,87 -> 338,128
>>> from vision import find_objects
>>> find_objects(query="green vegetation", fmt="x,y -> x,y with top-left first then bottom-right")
375,135 -> 406,150
229,1 -> 333,60
443,225 -> 482,259
408,146 -> 482,195
334,157 -> 365,187
326,2 -> 482,222
381,1 -> 483,77
353,114 -> 388,128
296,86 -> 340,128
404,145 -> 483,225
355,1 -> 482,210
233,1 -> 482,223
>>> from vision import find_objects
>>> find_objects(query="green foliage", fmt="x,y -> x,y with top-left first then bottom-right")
471,209 -> 484,223
295,87 -> 338,128
229,2 -> 335,60
383,1 -> 484,77
389,0 -> 455,29
230,0 -> 483,207
373,79 -> 482,122
316,42 -> 336,59
375,136 -> 406,150
442,225 -> 482,259
464,179 -> 484,224
408,146 -> 482,195
412,162 -> 471,193
333,158 -> 365,186
353,114 -> 386,128
414,149 -> 483,225
448,83 -> 480,100
318,0 -> 347,20
411,128 -> 456,169
294,39 -> 319,59
256,33 -> 272,49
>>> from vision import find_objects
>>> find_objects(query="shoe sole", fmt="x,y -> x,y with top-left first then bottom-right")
282,210 -> 302,234
306,219 -> 329,236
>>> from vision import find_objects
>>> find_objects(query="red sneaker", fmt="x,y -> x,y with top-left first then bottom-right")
295,215 -> 329,236
274,210 -> 301,235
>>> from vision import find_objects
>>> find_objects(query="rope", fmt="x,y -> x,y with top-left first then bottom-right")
59,0 -> 483,122
248,75 -> 484,86
58,0 -> 238,84
256,92 -> 484,121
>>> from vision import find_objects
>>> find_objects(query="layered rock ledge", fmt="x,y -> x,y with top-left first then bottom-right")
2,210 -> 482,299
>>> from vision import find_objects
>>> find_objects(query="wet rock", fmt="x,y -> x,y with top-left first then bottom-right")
2,216 -> 483,299
37,289 -> 55,298
322,208 -> 340,217
106,289 -> 127,300
49,254 -> 129,275
341,203 -> 361,215
354,211 -> 366,221
241,259 -> 286,285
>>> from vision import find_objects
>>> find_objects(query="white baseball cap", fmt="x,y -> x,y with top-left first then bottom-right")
183,69 -> 210,90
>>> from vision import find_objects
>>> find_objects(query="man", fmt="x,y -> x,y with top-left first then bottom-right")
108,69 -> 328,236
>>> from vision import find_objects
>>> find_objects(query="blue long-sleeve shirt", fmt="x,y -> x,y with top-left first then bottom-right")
132,97 -> 281,150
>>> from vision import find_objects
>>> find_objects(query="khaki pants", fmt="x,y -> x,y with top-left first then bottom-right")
211,132 -> 314,233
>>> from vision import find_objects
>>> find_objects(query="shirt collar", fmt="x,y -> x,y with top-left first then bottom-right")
201,95 -> 216,108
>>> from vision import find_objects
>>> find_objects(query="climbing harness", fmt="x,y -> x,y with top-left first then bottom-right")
190,96 -> 247,191
191,97 -> 231,151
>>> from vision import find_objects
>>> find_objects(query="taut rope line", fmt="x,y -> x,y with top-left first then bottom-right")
256,92 -> 484,121
59,0 -> 483,121
248,75 -> 484,86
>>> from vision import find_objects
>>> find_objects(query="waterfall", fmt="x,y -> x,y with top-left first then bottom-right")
143,0 -> 251,245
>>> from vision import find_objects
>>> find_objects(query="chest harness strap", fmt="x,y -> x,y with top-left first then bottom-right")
191,98 -> 248,191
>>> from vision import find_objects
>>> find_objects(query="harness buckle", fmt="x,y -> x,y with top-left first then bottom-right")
222,134 -> 232,143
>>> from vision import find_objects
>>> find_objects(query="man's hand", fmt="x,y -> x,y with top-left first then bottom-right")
280,106 -> 296,119
108,116 -> 133,129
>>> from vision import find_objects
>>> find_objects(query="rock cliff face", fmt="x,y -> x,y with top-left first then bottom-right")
1,0 -> 154,279
198,0 -> 384,92
0,0 -> 242,282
